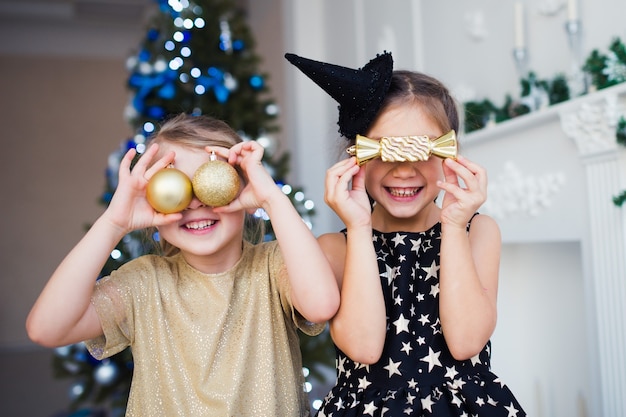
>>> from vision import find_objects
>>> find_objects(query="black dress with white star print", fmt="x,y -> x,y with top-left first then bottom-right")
316,222 -> 526,417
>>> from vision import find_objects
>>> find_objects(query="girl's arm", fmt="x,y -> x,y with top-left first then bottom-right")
319,158 -> 387,364
437,155 -> 500,360
26,145 -> 181,347
219,141 -> 339,324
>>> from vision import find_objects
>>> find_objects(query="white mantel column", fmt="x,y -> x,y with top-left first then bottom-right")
560,88 -> 626,417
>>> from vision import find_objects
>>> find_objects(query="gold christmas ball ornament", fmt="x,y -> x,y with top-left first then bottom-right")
192,153 -> 240,207
146,167 -> 193,213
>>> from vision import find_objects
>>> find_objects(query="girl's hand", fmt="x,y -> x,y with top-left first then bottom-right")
324,157 -> 372,229
437,154 -> 488,229
103,144 -> 183,233
213,141 -> 276,212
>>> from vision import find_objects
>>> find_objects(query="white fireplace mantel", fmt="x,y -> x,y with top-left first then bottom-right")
463,82 -> 626,417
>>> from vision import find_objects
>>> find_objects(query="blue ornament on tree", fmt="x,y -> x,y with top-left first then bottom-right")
147,106 -> 166,119
147,28 -> 159,42
233,39 -> 244,51
69,381 -> 86,401
249,74 -> 264,90
94,360 -> 119,386
138,49 -> 151,62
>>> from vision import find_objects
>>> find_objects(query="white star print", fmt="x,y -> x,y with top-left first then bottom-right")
393,314 -> 410,334
417,292 -> 425,302
470,353 -> 482,366
337,356 -> 346,374
384,358 -> 402,377
454,378 -> 467,389
350,393 -> 357,408
421,394 -> 434,412
381,264 -> 397,285
406,392 -> 415,404
334,397 -> 345,410
420,347 -> 442,372
363,401 -> 378,415
445,366 -> 458,379
430,283 -> 440,297
423,259 -> 439,280
383,391 -> 397,401
487,395 -> 499,406
394,294 -> 403,305
418,314 -> 430,325
476,396 -> 485,406
417,336 -> 426,345
407,378 -> 418,389
431,318 -> 442,335
356,362 -> 370,372
392,233 -> 406,247
505,402 -> 520,416
451,392 -> 463,407
358,376 -> 371,390
401,341 -> 412,355
410,238 -> 422,253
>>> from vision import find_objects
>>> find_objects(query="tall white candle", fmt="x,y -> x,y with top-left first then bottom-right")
514,1 -> 525,49
568,0 -> 578,20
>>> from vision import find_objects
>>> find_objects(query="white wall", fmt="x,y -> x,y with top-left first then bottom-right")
494,242 -> 589,417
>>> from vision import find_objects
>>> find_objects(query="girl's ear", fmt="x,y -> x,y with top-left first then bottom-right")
246,208 -> 256,215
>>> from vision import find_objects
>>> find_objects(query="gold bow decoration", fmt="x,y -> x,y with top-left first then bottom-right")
346,130 -> 457,165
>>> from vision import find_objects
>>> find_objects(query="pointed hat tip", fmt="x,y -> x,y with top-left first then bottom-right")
284,51 -> 394,140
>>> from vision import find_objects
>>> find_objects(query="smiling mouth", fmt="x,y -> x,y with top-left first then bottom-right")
185,220 -> 216,230
387,187 -> 420,197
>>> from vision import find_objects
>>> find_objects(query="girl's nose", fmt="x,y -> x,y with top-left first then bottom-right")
391,161 -> 417,178
186,195 -> 207,210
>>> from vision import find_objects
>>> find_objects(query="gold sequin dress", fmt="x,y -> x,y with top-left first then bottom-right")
85,240 -> 323,417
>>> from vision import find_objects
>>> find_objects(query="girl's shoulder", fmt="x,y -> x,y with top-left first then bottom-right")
318,230 -> 349,247
467,212 -> 500,234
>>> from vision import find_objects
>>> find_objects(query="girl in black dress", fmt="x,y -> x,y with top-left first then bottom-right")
286,52 -> 526,416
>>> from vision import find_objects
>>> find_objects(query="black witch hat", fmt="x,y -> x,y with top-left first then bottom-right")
285,52 -> 394,140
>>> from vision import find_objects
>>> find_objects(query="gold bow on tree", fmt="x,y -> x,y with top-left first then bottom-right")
346,130 -> 457,165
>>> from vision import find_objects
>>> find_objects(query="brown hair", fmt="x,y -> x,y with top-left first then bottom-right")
365,70 -> 460,140
144,113 -> 265,255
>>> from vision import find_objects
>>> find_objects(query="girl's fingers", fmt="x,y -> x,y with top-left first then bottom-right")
119,148 -> 138,170
131,144 -> 159,172
144,151 -> 176,179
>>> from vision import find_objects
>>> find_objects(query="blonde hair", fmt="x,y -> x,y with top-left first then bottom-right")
144,113 -> 265,255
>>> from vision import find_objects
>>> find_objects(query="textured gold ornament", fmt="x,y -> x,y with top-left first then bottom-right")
192,152 -> 240,207
346,130 -> 457,165
146,167 -> 193,213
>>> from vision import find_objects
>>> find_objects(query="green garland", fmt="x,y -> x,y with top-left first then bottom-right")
614,116 -> 626,207
463,37 -> 626,133
462,37 -> 626,208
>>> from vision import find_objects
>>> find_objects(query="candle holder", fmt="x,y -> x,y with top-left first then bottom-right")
512,47 -> 528,78
565,19 -> 588,96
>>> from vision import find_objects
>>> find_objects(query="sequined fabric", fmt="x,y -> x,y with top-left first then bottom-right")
86,240 -> 322,417
316,223 -> 526,416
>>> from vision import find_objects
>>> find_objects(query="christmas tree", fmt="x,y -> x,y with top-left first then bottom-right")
51,1 -> 333,415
